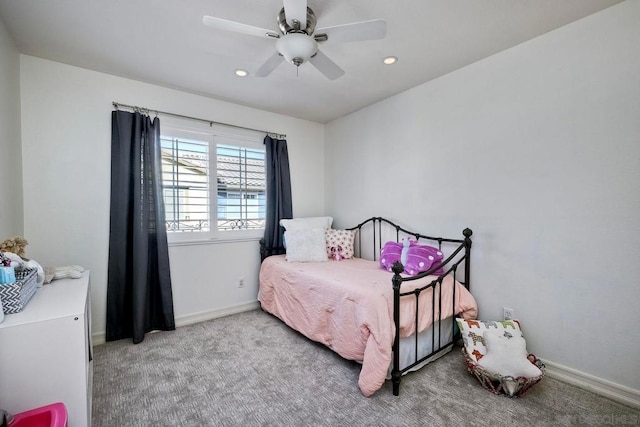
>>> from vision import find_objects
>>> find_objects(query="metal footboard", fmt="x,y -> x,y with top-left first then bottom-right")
348,217 -> 472,396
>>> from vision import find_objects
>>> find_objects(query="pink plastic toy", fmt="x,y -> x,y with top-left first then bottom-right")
10,402 -> 67,427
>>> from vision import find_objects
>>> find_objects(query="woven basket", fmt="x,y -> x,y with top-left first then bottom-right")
0,267 -> 38,314
462,347 -> 545,397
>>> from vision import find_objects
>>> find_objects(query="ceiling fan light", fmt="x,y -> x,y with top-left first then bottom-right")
277,33 -> 318,66
235,69 -> 249,77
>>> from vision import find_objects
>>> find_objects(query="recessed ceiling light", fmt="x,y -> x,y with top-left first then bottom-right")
383,56 -> 398,65
235,69 -> 249,77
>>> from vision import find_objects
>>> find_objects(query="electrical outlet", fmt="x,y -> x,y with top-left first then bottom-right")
238,277 -> 245,288
503,307 -> 514,321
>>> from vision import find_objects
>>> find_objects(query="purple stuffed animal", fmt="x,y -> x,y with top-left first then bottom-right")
379,239 -> 444,276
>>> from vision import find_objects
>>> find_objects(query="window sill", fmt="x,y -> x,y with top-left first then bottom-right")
168,235 -> 262,247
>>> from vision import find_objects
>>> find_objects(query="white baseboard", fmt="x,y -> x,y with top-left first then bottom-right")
92,300 -> 260,346
174,301 -> 260,328
544,360 -> 640,410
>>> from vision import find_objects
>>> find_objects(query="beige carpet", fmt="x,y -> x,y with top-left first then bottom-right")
92,309 -> 639,426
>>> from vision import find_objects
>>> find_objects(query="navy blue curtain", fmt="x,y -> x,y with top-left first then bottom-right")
107,111 -> 175,344
263,136 -> 292,253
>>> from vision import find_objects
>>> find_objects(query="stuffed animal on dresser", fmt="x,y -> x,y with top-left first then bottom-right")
0,236 -> 28,258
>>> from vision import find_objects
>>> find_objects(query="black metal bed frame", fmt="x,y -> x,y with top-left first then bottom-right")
259,217 -> 472,396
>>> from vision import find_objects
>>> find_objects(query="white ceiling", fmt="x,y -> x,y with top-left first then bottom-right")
0,0 -> 622,123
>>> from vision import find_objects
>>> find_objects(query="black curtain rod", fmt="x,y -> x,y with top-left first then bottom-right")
112,102 -> 286,139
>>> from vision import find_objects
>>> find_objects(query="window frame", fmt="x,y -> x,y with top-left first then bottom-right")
160,117 -> 266,245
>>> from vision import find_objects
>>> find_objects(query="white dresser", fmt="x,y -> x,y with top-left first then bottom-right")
0,271 -> 92,427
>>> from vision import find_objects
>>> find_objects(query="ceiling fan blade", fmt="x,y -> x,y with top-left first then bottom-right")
283,0 -> 307,30
255,52 -> 285,77
256,52 -> 284,77
203,16 -> 279,39
315,19 -> 386,44
309,50 -> 345,80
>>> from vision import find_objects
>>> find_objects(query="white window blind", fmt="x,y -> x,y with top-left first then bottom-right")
161,136 -> 210,233
216,143 -> 266,231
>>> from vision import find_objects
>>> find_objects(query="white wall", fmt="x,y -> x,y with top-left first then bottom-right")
0,17 -> 23,237
19,56 -> 325,340
325,1 -> 640,392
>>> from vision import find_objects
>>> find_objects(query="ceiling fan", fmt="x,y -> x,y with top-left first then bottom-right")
203,0 -> 387,80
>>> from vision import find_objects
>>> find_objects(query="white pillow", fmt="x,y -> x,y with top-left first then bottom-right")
456,318 -> 523,362
280,216 -> 333,231
285,229 -> 328,262
477,332 -> 542,381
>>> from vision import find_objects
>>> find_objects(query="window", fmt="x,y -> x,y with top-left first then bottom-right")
160,121 -> 266,242
216,143 -> 266,231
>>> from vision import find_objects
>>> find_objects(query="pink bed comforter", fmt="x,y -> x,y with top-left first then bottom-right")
258,255 -> 478,396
